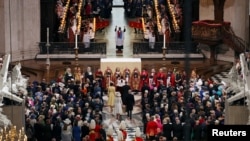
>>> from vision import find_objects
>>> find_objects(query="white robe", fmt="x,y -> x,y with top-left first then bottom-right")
115,31 -> 125,46
113,93 -> 123,115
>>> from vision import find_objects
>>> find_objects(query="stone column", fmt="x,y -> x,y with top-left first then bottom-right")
0,0 -> 40,61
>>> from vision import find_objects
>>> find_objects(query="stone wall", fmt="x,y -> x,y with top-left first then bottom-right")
225,104 -> 249,125
0,0 -> 40,61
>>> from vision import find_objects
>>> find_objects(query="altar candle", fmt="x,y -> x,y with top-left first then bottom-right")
47,27 -> 49,43
75,33 -> 78,49
163,32 -> 166,48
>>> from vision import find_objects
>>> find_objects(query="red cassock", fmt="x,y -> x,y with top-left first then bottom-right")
107,135 -> 114,141
85,4 -> 92,16
89,130 -> 96,141
95,70 -> 103,79
139,70 -> 149,90
68,27 -> 75,43
156,72 -> 166,87
146,121 -> 158,137
95,124 -> 102,140
121,129 -> 127,141
170,73 -> 176,87
134,137 -> 144,141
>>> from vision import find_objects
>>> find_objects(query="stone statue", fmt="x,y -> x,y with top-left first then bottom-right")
0,54 -> 24,127
228,65 -> 238,83
11,62 -> 28,96
227,53 -> 250,125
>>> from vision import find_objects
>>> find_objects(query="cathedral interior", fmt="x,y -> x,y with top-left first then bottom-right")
0,0 -> 249,140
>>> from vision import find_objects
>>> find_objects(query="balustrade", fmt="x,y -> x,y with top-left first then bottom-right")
38,42 -> 106,54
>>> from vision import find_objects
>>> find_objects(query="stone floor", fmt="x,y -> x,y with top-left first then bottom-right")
102,93 -> 144,140
94,7 -> 144,58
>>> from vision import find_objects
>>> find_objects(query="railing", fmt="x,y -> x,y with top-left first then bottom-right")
38,42 -> 106,54
222,26 -> 249,53
133,42 -> 199,54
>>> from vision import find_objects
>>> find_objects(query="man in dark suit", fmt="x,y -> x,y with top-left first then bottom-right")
125,89 -> 135,120
121,81 -> 130,104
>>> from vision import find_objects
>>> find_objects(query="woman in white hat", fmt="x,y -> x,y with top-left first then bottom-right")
119,120 -> 127,141
61,118 -> 72,141
88,119 -> 96,141
134,127 -> 143,141
117,130 -> 124,141
106,126 -> 114,141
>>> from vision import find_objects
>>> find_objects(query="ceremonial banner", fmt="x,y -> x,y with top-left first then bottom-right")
128,21 -> 143,29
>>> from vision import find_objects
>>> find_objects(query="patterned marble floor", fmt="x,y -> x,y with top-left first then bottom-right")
102,93 -> 144,141
211,69 -> 230,83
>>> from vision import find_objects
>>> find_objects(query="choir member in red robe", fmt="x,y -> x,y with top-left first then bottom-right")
131,67 -> 140,92
156,68 -> 166,87
170,68 -> 176,87
146,116 -> 158,140
139,68 -> 149,91
95,68 -> 104,87
68,17 -> 77,44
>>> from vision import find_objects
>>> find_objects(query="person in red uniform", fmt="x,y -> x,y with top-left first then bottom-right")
134,127 -> 143,141
139,68 -> 148,91
146,116 -> 158,140
119,120 -> 127,141
67,18 -> 76,44
88,119 -> 96,141
85,1 -> 92,18
170,68 -> 176,87
94,120 -> 102,140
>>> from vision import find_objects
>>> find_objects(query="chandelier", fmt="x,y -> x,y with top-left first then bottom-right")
0,126 -> 27,141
